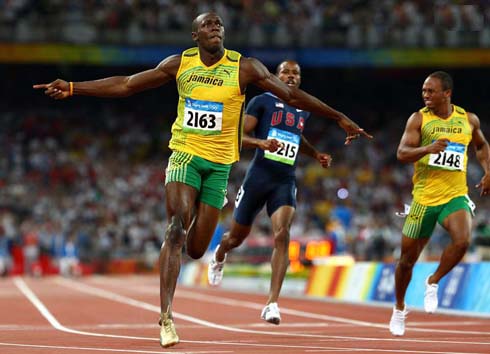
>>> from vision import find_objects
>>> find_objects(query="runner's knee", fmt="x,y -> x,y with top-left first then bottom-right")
453,239 -> 469,252
221,230 -> 248,250
273,227 -> 290,248
398,255 -> 417,271
164,216 -> 186,248
228,233 -> 246,249
187,248 -> 203,259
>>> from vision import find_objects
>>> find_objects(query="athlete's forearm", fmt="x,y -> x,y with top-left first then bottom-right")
241,134 -> 263,149
397,145 -> 430,163
73,76 -> 134,97
285,88 -> 343,121
299,135 -> 318,159
476,143 -> 490,174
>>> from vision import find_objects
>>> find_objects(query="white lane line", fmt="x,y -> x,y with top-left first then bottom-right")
0,324 -> 155,331
0,322 -> 357,332
0,322 -> 372,331
306,349 -> 486,354
177,289 -> 384,327
176,289 -> 490,337
82,277 -> 490,336
13,276 -> 423,352
13,277 -> 156,342
7,278 -> 426,353
56,278 -> 490,346
87,277 -> 490,320
0,342 -> 218,354
409,321 -> 484,326
14,277 -> 489,354
4,340 -> 486,354
55,277 -> 329,337
12,277 -> 236,352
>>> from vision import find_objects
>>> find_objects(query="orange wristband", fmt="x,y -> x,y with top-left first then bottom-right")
69,81 -> 74,96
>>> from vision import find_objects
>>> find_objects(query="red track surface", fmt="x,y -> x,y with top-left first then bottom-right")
1,275 -> 489,354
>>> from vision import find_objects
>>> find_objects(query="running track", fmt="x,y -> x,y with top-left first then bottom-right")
1,275 -> 489,354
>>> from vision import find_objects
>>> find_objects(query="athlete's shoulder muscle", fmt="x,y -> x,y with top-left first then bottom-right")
156,54 -> 182,78
399,111 -> 423,148
247,93 -> 270,108
246,93 -> 273,120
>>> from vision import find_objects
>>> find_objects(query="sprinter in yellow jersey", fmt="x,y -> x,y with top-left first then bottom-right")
389,71 -> 490,337
33,12 -> 372,348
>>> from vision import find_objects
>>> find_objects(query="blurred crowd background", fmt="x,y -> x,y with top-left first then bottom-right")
1,0 -> 490,276
1,0 -> 490,47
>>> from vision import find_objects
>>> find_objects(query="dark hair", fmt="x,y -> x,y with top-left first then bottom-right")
192,12 -> 220,32
429,71 -> 453,91
191,16 -> 201,32
275,60 -> 300,75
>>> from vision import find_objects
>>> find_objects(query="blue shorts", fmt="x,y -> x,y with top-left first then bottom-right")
233,176 -> 297,226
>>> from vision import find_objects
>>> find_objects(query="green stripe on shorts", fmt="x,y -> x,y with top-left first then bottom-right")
166,151 -> 193,185
403,201 -> 428,238
402,196 -> 474,239
165,151 -> 232,209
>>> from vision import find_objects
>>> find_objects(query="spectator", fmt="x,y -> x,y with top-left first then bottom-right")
2,1 -> 490,48
0,226 -> 12,276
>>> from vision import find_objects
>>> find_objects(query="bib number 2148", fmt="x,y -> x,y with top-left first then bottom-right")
428,141 -> 465,171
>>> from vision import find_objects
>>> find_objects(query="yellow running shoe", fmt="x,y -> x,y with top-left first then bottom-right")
159,312 -> 179,348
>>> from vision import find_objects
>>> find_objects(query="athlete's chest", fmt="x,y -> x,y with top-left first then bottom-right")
421,115 -> 472,171
256,101 -> 310,166
422,115 -> 471,144
177,64 -> 240,101
261,101 -> 309,133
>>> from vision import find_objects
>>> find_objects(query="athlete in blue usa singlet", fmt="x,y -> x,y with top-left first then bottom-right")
209,60 -> 332,324
234,91 -> 310,223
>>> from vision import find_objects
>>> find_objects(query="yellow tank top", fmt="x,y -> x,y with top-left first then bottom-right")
412,105 -> 472,205
168,47 -> 245,164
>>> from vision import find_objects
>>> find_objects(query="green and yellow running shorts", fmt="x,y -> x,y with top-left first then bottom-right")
165,151 -> 232,210
402,195 -> 475,239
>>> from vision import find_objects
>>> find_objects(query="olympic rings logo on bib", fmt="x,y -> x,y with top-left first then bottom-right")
183,98 -> 223,135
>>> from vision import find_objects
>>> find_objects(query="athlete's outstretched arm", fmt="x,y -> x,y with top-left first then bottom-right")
469,112 -> 490,195
33,55 -> 181,99
241,114 -> 281,151
299,135 -> 332,168
397,112 -> 448,163
239,57 -> 372,144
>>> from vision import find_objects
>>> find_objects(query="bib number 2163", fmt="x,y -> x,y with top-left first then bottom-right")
183,98 -> 223,135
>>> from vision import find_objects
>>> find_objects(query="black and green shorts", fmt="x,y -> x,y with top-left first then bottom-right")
402,195 -> 475,239
165,151 -> 232,210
